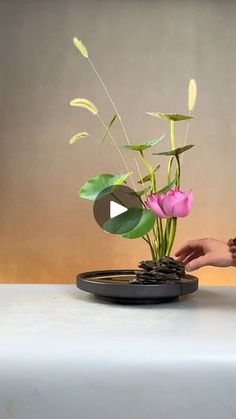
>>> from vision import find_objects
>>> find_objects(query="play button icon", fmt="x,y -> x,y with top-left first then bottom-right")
93,185 -> 143,234
110,201 -> 128,218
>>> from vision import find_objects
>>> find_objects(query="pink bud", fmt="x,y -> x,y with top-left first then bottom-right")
145,189 -> 193,218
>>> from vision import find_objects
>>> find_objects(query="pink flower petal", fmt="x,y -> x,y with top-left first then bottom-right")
187,189 -> 193,206
145,189 -> 193,219
172,190 -> 193,217
172,189 -> 185,199
161,194 -> 177,216
145,194 -> 167,218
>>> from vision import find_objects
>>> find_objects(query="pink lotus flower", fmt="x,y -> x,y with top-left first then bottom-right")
145,189 -> 193,218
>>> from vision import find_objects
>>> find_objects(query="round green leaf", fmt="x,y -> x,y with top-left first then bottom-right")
153,144 -> 194,156
123,134 -> 165,151
123,144 -> 151,151
146,112 -> 194,121
122,209 -> 156,239
80,173 -> 131,201
103,208 -> 144,234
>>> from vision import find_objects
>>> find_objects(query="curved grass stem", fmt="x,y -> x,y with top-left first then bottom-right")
88,57 -> 144,187
96,114 -> 136,190
180,110 -> 192,167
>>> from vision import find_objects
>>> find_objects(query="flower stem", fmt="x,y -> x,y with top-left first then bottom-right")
87,56 -> 160,261
139,150 -> 160,260
166,217 -> 177,256
167,157 -> 174,183
165,120 -> 178,256
176,155 -> 181,188
149,242 -> 156,260
139,151 -> 156,193
96,114 -> 136,190
88,57 -> 144,186
170,120 -> 176,149
158,218 -> 164,258
167,120 -> 176,184
164,219 -> 170,249
180,110 -> 192,167
113,190 -> 155,256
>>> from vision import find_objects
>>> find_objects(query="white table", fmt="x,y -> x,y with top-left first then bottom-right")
0,284 -> 236,419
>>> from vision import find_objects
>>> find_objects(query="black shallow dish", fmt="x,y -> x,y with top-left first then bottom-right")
76,269 -> 198,304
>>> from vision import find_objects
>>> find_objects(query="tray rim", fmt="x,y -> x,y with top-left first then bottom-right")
76,269 -> 198,301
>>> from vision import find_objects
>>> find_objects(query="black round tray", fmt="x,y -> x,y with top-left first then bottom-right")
76,269 -> 198,304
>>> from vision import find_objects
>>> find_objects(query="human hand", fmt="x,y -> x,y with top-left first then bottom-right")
174,238 -> 233,272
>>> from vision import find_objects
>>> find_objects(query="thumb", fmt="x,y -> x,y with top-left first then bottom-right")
185,255 -> 209,272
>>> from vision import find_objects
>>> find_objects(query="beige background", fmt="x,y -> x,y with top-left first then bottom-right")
0,0 -> 236,284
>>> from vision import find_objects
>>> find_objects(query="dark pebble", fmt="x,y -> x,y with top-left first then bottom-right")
131,256 -> 185,285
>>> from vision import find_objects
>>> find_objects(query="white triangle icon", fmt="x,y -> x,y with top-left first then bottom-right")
110,201 -> 128,218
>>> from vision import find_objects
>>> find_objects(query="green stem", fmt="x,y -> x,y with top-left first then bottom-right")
170,119 -> 176,150
164,218 -> 171,254
139,151 -> 156,193
125,192 -> 156,258
149,243 -> 156,260
112,193 -> 154,252
167,120 -> 176,183
96,114 -> 136,190
167,157 -> 174,183
142,234 -> 156,252
88,57 -> 144,187
140,199 -> 156,253
156,221 -> 161,258
150,222 -> 157,258
180,110 -> 192,167
159,218 -> 164,258
162,219 -> 168,255
175,155 -> 181,188
139,151 -> 161,260
166,218 -> 177,256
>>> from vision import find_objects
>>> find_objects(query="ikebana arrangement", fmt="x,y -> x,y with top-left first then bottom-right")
70,37 -> 198,302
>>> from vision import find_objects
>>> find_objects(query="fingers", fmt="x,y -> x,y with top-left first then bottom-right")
185,255 -> 210,272
174,240 -> 204,257
180,250 -> 203,265
175,250 -> 201,263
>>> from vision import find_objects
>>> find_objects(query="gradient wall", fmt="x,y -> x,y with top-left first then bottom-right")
0,0 -> 236,284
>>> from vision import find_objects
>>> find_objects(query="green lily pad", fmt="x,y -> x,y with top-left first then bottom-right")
146,112 -> 194,122
122,209 -> 156,239
153,144 -> 194,156
79,173 -> 131,201
123,134 -> 165,151
103,208 -> 143,234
